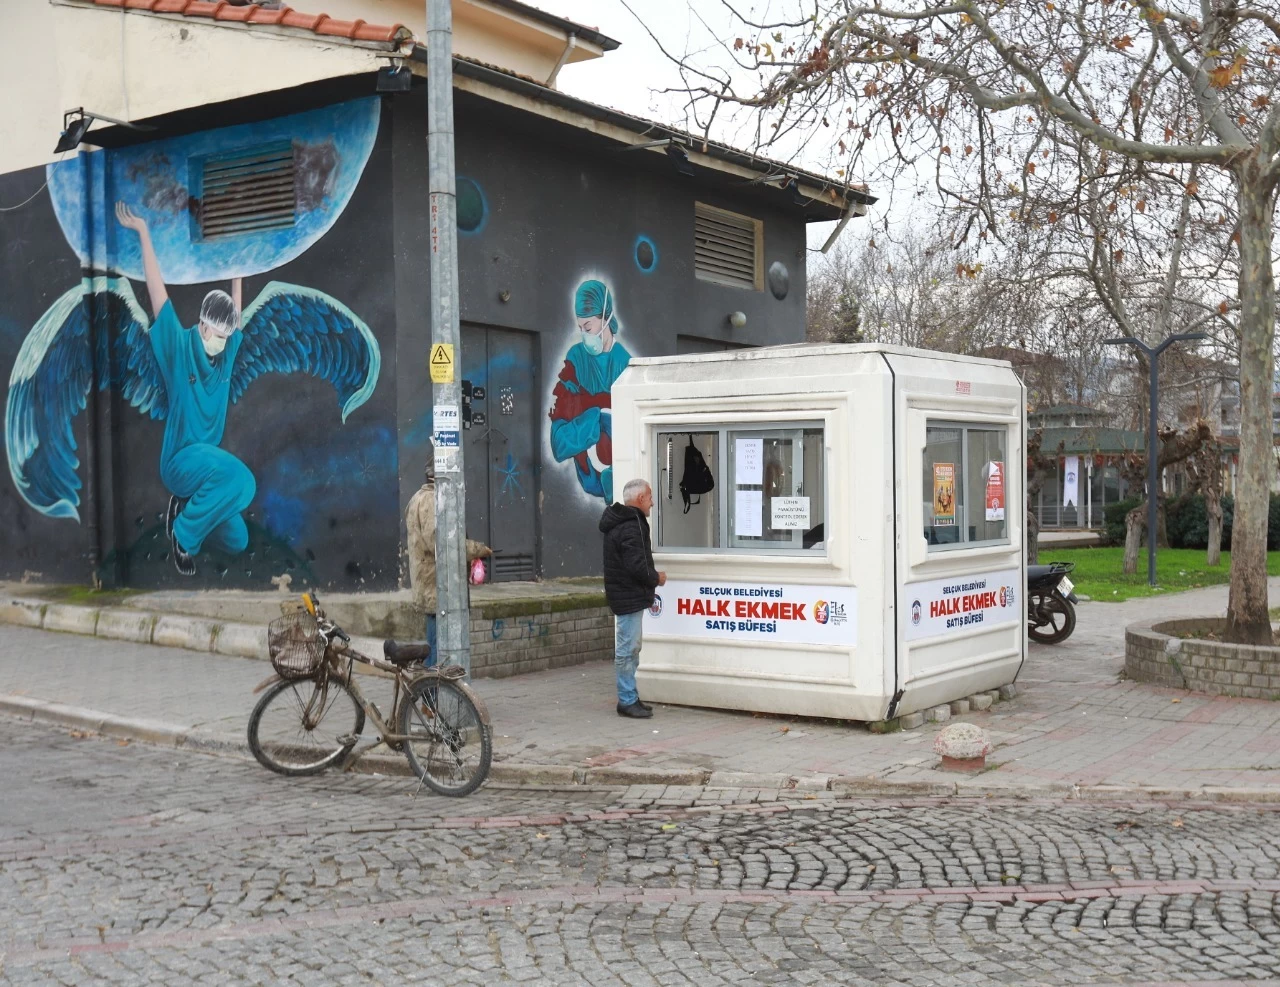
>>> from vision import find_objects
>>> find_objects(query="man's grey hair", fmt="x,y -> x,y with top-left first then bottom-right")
622,478 -> 650,505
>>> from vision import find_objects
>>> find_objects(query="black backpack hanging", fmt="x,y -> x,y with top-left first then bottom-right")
679,435 -> 715,514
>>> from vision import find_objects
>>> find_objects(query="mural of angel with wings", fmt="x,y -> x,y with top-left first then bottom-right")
6,201 -> 380,577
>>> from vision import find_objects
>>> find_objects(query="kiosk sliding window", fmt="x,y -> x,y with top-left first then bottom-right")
655,425 -> 826,553
923,422 -> 1008,548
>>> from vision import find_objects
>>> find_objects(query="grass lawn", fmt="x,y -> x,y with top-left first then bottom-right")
1040,546 -> 1280,602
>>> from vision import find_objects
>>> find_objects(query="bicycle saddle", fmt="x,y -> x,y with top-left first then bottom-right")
383,640 -> 432,665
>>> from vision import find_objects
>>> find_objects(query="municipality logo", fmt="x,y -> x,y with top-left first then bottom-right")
814,601 -> 830,624
1000,586 -> 1016,608
649,595 -> 663,617
911,600 -> 922,626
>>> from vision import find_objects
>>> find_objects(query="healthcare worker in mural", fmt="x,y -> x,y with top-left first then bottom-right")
4,98 -> 382,578
548,279 -> 632,503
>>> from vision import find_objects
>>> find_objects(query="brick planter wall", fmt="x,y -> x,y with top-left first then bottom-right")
468,604 -> 614,679
1125,617 -> 1280,699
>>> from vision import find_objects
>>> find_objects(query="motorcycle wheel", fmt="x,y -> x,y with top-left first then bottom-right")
1027,588 -> 1076,644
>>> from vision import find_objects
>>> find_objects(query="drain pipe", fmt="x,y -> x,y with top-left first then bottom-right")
545,32 -> 577,88
81,152 -> 104,587
879,352 -> 902,720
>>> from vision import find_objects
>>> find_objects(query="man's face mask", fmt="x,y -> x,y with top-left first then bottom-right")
581,327 -> 605,355
201,324 -> 229,357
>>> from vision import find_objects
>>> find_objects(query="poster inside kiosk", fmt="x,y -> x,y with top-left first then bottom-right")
905,568 -> 1021,641
646,579 -> 857,646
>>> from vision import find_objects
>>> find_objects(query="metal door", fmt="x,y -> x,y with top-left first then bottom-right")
461,326 -> 539,582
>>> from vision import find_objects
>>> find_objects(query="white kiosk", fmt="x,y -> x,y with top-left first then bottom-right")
610,343 -> 1026,723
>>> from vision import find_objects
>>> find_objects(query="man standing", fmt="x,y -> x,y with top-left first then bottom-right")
405,454 -> 492,665
599,478 -> 666,719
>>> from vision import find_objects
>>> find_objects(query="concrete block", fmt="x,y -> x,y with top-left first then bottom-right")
95,609 -> 155,644
152,615 -> 217,652
998,684 -> 1018,700
214,622 -> 269,660
924,705 -> 951,724
968,693 -> 994,711
949,699 -> 970,715
899,712 -> 926,729
43,604 -> 99,636
985,689 -> 1001,704
0,599 -> 46,628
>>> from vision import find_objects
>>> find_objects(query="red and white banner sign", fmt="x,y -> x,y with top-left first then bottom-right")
904,568 -> 1020,641
985,461 -> 1005,521
644,579 -> 857,646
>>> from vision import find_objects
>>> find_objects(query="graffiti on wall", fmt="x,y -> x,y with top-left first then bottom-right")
547,278 -> 633,503
4,98 -> 383,577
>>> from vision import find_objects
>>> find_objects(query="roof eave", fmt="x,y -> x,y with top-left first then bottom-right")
437,53 -> 875,220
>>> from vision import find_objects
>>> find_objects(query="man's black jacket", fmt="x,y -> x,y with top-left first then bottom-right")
599,503 -> 660,616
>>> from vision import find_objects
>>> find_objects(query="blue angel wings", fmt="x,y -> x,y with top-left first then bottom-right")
5,277 -> 161,520
5,278 -> 380,520
234,282 -> 381,422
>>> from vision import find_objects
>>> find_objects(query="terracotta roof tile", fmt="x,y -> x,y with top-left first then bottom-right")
76,0 -> 412,45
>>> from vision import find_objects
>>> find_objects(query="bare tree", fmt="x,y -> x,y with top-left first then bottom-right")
665,1 -> 1280,642
1184,433 -> 1228,566
1119,420 -> 1211,575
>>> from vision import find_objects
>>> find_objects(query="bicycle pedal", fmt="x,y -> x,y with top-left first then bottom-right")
336,733 -> 359,746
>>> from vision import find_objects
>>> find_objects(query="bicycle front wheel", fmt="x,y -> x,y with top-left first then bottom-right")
398,677 -> 492,797
247,676 -> 365,776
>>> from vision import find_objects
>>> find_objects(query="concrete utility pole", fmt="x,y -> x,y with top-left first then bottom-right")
1104,332 -> 1207,587
426,0 -> 472,676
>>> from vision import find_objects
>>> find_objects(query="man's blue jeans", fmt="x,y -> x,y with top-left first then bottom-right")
424,614 -> 438,669
614,610 -> 643,706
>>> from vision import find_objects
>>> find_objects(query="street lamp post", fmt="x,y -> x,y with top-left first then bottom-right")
1103,332 -> 1208,586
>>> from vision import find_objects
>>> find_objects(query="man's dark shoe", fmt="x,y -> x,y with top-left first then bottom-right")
166,496 -> 196,577
616,702 -> 653,719
636,700 -> 653,712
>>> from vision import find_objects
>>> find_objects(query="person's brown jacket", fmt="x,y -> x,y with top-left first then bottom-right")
405,481 -> 492,613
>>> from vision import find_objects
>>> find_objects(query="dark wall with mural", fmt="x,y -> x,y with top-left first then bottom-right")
0,96 -> 400,590
0,82 -> 812,589
392,89 -> 809,580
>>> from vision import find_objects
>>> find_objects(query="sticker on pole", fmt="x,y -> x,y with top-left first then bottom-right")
904,569 -> 1020,641
429,343 -> 454,383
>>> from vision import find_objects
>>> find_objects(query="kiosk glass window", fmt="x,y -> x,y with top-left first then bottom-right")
923,422 -> 1008,548
655,424 -> 826,553
656,431 -> 720,549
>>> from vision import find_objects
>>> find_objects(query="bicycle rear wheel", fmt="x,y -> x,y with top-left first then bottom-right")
248,676 -> 365,776
398,677 -> 492,797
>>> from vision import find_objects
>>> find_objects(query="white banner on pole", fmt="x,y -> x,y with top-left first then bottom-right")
1063,455 -> 1080,508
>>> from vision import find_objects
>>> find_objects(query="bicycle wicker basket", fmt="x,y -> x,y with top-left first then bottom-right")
267,612 -> 326,679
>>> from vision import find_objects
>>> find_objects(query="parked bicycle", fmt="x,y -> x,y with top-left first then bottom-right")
247,593 -> 492,797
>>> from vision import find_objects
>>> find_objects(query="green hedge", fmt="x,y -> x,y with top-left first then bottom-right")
1102,497 -> 1142,546
1166,494 -> 1234,550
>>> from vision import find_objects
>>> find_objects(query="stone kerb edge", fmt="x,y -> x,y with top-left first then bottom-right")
1126,616 -> 1280,699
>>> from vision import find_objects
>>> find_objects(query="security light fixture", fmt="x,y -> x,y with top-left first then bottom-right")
53,108 -> 153,154
728,311 -> 747,329
665,142 -> 695,178
376,61 -> 412,93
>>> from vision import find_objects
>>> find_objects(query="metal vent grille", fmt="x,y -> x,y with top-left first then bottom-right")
491,554 -> 536,583
200,142 -> 296,240
695,203 -> 760,289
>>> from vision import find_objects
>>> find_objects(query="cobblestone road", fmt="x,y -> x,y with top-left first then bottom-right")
3,719 -> 1280,986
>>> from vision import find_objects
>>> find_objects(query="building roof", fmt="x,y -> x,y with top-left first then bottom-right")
448,56 -> 876,219
1037,426 -> 1145,456
481,0 -> 619,51
68,0 -> 412,46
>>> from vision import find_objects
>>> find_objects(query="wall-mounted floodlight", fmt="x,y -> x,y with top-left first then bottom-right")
53,108 -> 154,154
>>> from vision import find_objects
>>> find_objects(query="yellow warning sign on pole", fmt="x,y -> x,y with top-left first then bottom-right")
429,343 -> 454,383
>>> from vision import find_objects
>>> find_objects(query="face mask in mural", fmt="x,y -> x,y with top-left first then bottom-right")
547,279 -> 632,504
4,98 -> 384,582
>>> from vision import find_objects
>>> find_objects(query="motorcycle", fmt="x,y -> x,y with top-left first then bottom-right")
1027,561 -> 1078,644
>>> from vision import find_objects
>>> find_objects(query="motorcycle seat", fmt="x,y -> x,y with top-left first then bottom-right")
1027,564 -> 1057,581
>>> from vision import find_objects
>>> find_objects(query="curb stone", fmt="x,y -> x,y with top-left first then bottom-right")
4,694 -> 1278,803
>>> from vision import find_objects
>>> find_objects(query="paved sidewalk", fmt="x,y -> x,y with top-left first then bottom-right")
2,580 -> 1280,797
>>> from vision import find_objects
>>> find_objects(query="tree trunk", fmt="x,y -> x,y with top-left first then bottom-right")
1027,509 -> 1040,565
1206,490 -> 1223,568
1122,505 -> 1145,576
1226,178 -> 1278,644
1156,497 -> 1170,549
